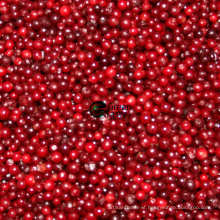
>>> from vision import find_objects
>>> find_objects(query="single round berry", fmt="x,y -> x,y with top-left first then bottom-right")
126,95 -> 136,106
85,142 -> 96,153
136,190 -> 146,201
0,66 -> 6,77
105,66 -> 116,78
105,193 -> 115,203
44,180 -> 55,191
25,174 -> 35,186
60,5 -> 71,17
134,69 -> 146,80
196,147 -> 208,160
0,107 -> 10,120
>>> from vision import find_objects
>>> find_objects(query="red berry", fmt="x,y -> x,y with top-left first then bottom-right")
105,193 -> 115,203
136,190 -> 146,201
60,5 -> 71,17
0,107 -> 10,120
25,174 -> 35,186
85,142 -> 96,153
21,49 -> 32,59
105,66 -> 116,78
156,198 -> 167,208
196,147 -> 208,160
126,95 -> 136,106
134,69 -> 146,79
117,0 -> 128,10
0,0 -> 218,219
44,180 -> 55,191
0,66 -> 6,77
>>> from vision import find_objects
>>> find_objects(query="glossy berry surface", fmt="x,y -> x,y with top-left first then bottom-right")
0,0 -> 219,219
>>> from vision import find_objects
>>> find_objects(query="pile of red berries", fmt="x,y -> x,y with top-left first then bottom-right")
0,0 -> 220,219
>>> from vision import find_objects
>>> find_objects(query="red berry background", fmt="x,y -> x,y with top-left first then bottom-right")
0,0 -> 220,219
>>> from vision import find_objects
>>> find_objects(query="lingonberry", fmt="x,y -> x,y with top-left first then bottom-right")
105,66 -> 116,78
105,192 -> 115,203
0,107 -> 10,120
44,180 -> 55,191
25,174 -> 35,186
60,5 -> 71,17
0,66 -> 6,77
85,142 -> 96,153
196,147 -> 208,160
0,0 -> 218,219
